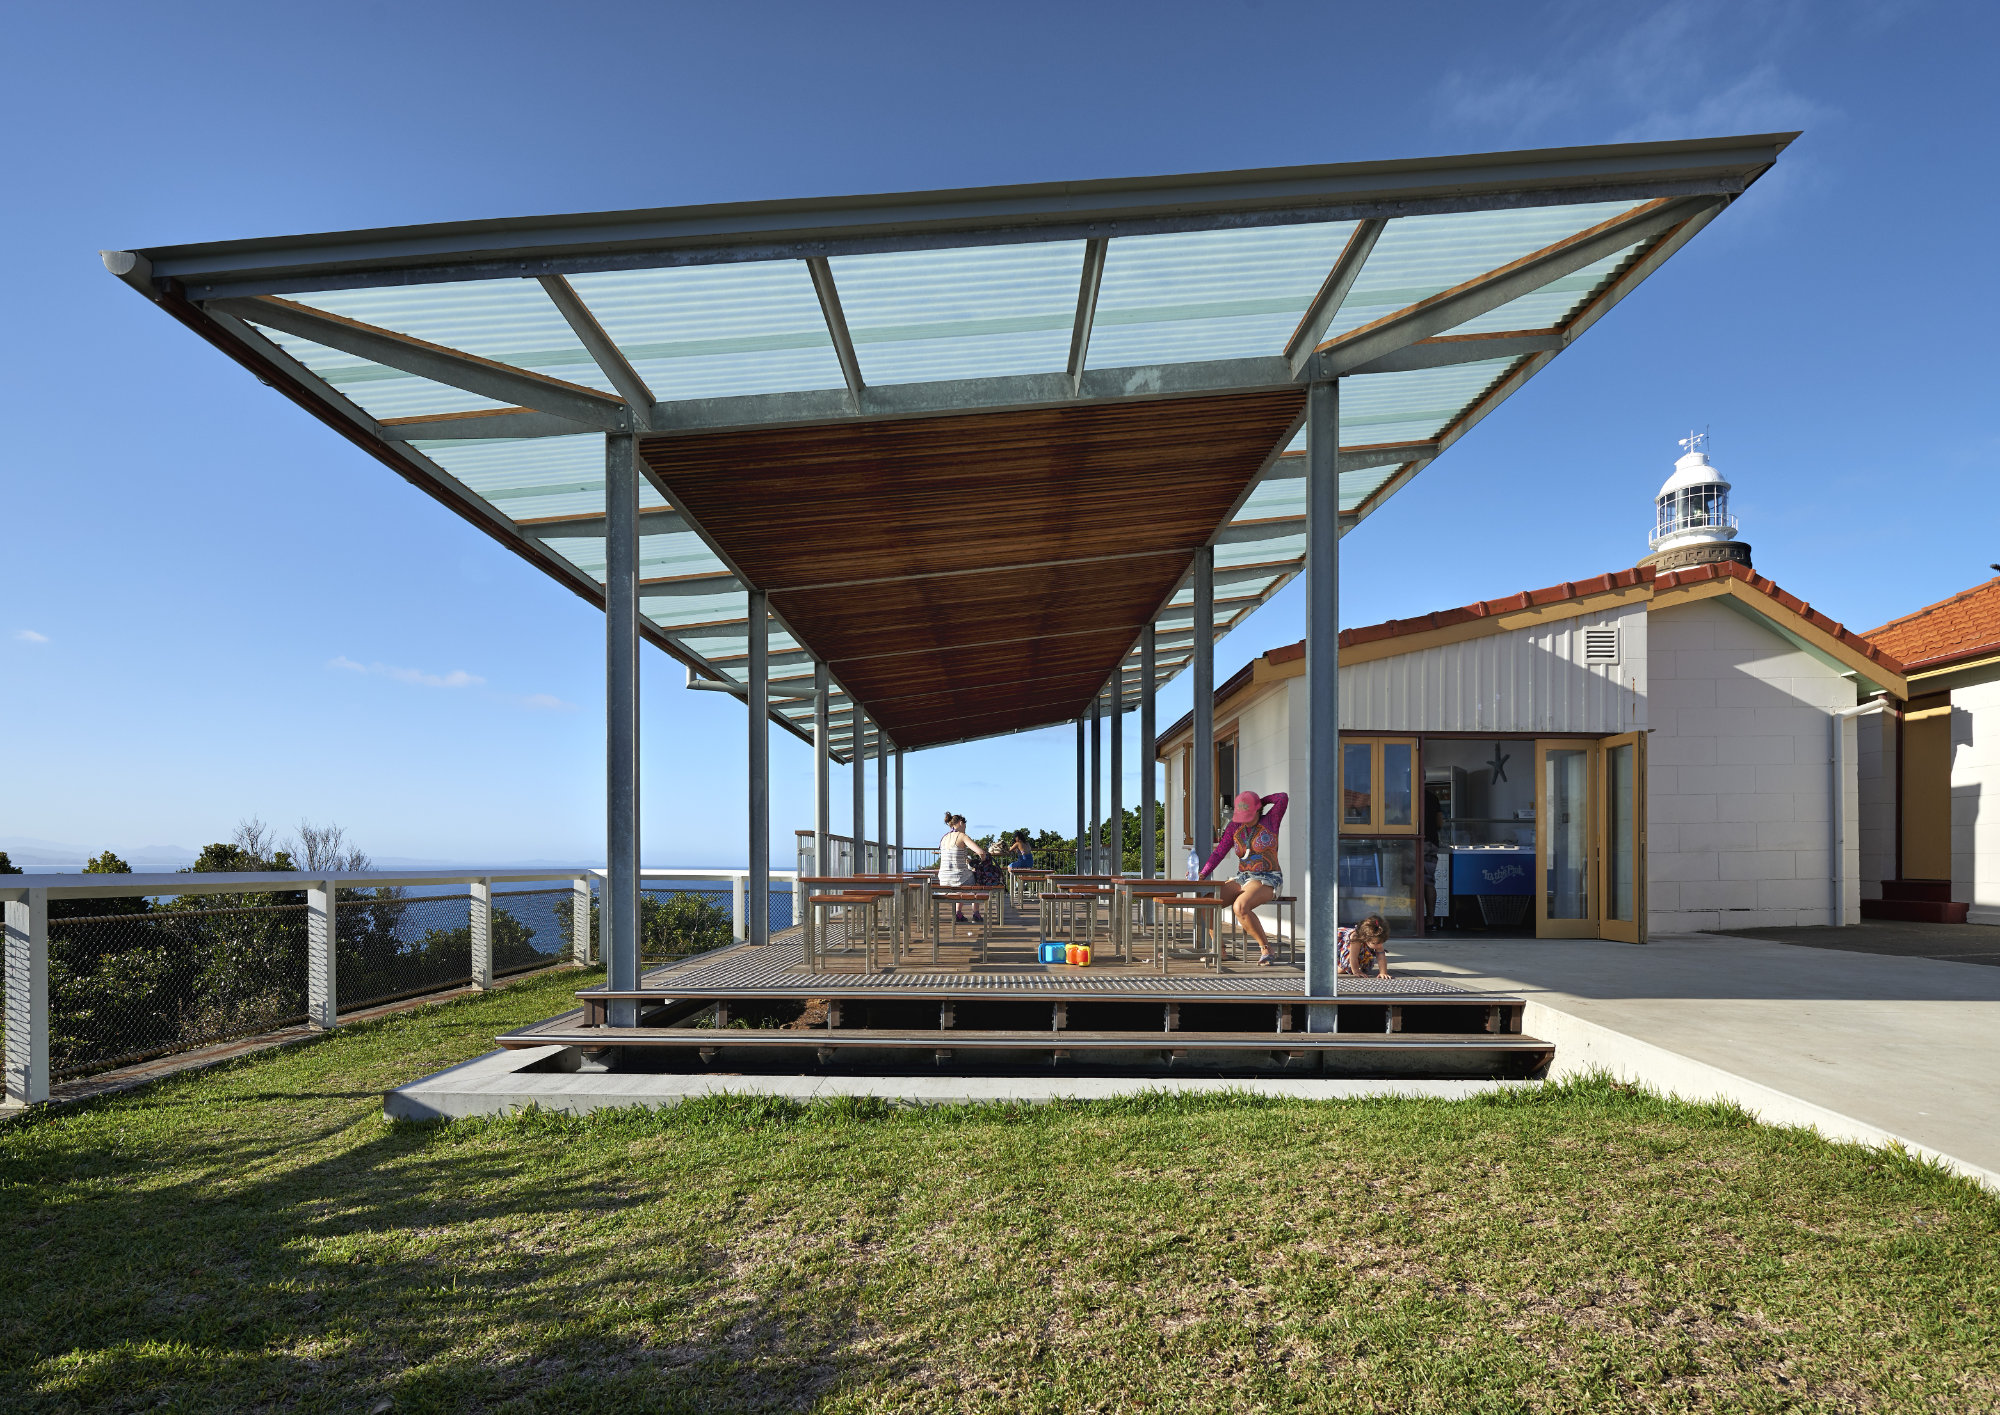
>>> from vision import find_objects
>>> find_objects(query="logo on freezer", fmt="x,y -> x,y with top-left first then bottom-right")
1480,863 -> 1528,886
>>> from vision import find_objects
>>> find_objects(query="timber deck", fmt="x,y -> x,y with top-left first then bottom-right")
573,902 -> 1488,1003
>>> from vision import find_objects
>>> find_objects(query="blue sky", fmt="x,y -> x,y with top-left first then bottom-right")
3,0 -> 1994,868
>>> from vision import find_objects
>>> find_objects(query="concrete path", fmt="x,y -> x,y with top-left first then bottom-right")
1391,932 -> 2000,1190
383,1047 -> 1534,1121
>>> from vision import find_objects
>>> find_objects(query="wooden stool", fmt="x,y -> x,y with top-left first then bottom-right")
807,890 -> 894,973
929,891 -> 992,965
1151,896 -> 1232,974
1038,890 -> 1099,953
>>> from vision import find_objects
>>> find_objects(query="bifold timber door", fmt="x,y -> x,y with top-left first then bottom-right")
1598,732 -> 1646,943
1535,740 -> 1598,938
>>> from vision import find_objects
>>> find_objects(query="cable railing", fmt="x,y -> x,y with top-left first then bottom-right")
1,864 -> 796,1103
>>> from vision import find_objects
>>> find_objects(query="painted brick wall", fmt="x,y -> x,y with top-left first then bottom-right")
1646,596 -> 1862,933
1950,672 -> 2000,925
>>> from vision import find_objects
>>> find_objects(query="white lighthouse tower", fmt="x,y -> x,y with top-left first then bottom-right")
1639,430 -> 1753,572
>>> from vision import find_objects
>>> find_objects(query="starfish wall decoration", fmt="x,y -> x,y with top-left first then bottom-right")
1487,743 -> 1510,783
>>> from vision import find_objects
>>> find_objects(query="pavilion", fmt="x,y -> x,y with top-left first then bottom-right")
103,133 -> 1793,1022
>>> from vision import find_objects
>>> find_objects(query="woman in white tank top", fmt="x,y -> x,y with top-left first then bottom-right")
937,813 -> 987,923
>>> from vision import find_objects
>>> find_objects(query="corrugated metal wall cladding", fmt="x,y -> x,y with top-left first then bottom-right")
1339,605 -> 1646,734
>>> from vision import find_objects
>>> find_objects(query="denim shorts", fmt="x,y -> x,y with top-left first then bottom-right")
1232,869 -> 1283,891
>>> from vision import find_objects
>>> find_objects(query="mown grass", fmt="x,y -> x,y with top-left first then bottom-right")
1,967 -> 1996,1413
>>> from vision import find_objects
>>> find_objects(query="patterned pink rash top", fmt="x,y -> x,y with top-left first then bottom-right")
1198,792 -> 1288,879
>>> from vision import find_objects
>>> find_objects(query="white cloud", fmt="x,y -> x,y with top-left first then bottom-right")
328,656 -> 485,689
15,629 -> 49,644
1433,0 -> 1836,147
330,655 -> 574,709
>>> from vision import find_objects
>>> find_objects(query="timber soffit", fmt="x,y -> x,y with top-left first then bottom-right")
105,133 -> 1791,752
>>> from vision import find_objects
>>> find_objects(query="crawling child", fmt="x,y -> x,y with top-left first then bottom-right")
1336,913 -> 1391,978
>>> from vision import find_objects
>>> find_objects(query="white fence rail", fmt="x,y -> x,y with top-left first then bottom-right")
1,866 -> 796,1106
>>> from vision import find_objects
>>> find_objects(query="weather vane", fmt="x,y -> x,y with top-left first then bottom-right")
1678,427 -> 1710,456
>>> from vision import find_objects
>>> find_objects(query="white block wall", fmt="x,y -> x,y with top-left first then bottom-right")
1856,708 -> 1897,901
1646,597 -> 1861,933
1951,673 -> 2000,925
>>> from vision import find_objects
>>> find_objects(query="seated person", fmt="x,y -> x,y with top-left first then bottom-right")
1008,834 -> 1036,869
1337,914 -> 1391,978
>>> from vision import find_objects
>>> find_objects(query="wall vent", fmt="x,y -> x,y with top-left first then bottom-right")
1581,626 -> 1620,665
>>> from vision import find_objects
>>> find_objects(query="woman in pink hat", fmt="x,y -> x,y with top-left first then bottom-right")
1195,789 -> 1287,965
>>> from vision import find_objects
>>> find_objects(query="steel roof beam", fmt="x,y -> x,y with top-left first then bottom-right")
1305,196 -> 1719,379
643,354 -> 1293,436
538,275 -> 657,428
381,408 -> 602,440
1259,443 -> 1439,482
1066,237 -> 1108,393
806,257 -> 866,401
207,295 -> 630,430
522,509 -> 688,539
1343,329 -> 1564,376
135,133 -> 1793,299
638,572 -> 743,597
1285,217 -> 1385,373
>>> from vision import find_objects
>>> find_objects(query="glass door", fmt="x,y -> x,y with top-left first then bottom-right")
1534,741 -> 1598,937
1598,732 -> 1645,943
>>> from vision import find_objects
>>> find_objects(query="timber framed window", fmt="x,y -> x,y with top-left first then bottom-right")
1340,735 -> 1418,835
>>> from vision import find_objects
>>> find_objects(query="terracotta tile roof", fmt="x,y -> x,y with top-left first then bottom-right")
1866,577 -> 2000,673
1336,558 -> 1904,673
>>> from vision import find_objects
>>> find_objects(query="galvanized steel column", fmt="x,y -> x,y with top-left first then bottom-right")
604,433 -> 642,1024
1109,673 -> 1124,874
813,663 -> 830,877
876,728 -> 888,875
1140,625 -> 1157,879
1305,379 -> 1342,1010
747,589 -> 770,945
1089,693 -> 1102,874
851,710 -> 866,875
1191,546 -> 1216,875
1075,719 -> 1086,874
895,750 -> 905,871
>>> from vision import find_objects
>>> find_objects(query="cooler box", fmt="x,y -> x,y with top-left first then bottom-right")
1450,850 -> 1534,896
1038,941 -> 1066,964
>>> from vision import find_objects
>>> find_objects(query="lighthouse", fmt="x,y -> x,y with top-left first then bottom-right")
1638,430 -> 1753,573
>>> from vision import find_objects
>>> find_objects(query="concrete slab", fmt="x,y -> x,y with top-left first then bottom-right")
383,1046 -> 1534,1121
1393,932 -> 2000,1192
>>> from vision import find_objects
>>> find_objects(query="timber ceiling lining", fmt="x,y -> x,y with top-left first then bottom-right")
644,391 -> 1303,745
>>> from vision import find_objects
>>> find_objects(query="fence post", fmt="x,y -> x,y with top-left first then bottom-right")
4,888 -> 49,1105
307,881 -> 337,1029
470,878 -> 492,988
572,876 -> 592,964
732,875 -> 747,943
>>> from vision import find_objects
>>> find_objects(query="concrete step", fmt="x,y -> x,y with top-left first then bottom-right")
1862,896 -> 1970,924
1881,878 -> 1956,903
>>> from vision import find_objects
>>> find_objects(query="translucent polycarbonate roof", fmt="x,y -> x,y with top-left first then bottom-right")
831,242 -> 1085,384
118,135 -> 1791,753
1087,222 -> 1357,367
566,263 -> 846,400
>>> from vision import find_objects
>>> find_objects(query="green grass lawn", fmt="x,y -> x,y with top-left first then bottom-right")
2,968 -> 1996,1414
